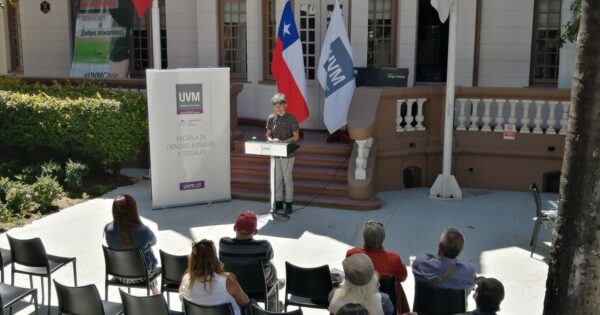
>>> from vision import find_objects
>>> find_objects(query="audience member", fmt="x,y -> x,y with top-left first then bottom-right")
336,303 -> 369,315
180,239 -> 249,315
219,210 -> 282,311
104,194 -> 159,294
329,253 -> 394,315
456,277 -> 505,315
347,221 -> 410,314
412,227 -> 476,289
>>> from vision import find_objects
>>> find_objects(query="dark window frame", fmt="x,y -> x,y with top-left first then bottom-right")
367,0 -> 398,68
530,0 -> 561,86
218,0 -> 248,80
262,0 -> 277,82
7,0 -> 23,74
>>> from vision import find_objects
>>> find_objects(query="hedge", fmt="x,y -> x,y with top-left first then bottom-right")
0,79 -> 148,171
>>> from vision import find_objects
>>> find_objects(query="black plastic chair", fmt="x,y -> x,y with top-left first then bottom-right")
0,247 -> 12,283
182,299 -> 234,315
0,282 -> 39,314
159,250 -> 187,308
379,276 -> 397,314
412,281 -> 467,315
54,280 -> 123,315
252,304 -> 302,315
120,289 -> 178,315
284,262 -> 332,311
529,183 -> 558,257
221,256 -> 279,312
102,246 -> 161,300
7,234 -> 77,314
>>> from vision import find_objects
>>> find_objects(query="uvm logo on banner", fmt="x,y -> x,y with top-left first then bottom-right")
179,180 -> 205,191
176,84 -> 203,115
324,38 -> 354,97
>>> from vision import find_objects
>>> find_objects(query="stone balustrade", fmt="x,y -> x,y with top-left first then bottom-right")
395,98 -> 427,132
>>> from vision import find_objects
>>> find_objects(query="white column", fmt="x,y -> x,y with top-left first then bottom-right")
152,0 -> 162,69
406,99 -> 416,131
481,98 -> 493,131
532,100 -> 545,134
469,98 -> 480,131
559,101 -> 570,135
456,98 -> 467,130
547,101 -> 558,134
494,99 -> 506,132
415,98 -> 427,130
520,100 -> 532,133
508,99 -> 518,127
355,138 -> 373,181
396,99 -> 406,132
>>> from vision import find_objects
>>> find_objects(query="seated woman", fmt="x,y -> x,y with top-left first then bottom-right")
347,221 -> 409,314
179,239 -> 249,315
104,194 -> 160,294
329,254 -> 394,315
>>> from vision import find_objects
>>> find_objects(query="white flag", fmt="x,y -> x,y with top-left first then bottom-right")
317,0 -> 355,133
430,0 -> 454,23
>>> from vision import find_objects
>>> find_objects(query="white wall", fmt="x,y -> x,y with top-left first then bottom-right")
558,0 -> 575,89
350,0 -> 369,67
20,0 -> 72,77
398,0 -> 418,87
455,0 -> 476,87
166,1 -> 199,69
196,0 -> 219,67
478,0 -> 534,87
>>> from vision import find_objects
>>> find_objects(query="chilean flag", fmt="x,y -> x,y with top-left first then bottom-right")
271,0 -> 309,123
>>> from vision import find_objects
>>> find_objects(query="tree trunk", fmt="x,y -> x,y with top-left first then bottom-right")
543,1 -> 600,314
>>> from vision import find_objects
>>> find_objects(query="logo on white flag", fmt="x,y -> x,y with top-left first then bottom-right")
323,38 -> 354,97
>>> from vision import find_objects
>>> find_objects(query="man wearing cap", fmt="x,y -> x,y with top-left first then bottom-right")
455,277 -> 505,315
219,211 -> 280,310
329,253 -> 394,315
412,227 -> 476,289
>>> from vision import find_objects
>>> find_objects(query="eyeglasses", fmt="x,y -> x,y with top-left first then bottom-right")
192,239 -> 214,247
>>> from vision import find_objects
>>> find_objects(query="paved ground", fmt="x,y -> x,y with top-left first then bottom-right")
1,168 -> 556,314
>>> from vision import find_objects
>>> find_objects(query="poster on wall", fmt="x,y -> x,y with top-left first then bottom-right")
70,0 -> 135,79
146,68 -> 231,209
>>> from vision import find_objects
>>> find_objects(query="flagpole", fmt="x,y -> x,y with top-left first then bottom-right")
429,0 -> 462,200
151,0 -> 161,69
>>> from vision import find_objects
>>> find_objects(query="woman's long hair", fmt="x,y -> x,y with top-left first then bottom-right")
329,274 -> 384,315
186,240 -> 224,292
111,194 -> 142,248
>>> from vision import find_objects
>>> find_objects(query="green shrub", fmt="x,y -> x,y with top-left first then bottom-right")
0,177 -> 10,202
0,203 -> 10,222
64,160 -> 89,191
41,160 -> 64,181
0,79 -> 148,171
32,176 -> 63,211
5,182 -> 35,215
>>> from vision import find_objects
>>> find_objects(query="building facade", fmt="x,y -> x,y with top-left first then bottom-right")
0,0 -> 575,130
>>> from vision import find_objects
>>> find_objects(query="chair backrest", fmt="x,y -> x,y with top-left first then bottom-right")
120,289 -> 170,315
102,245 -> 148,279
54,280 -> 105,315
252,304 -> 302,315
379,276 -> 397,313
285,262 -> 332,304
220,256 -> 268,300
7,234 -> 49,268
182,299 -> 234,315
412,281 -> 466,315
159,250 -> 188,287
530,183 -> 542,217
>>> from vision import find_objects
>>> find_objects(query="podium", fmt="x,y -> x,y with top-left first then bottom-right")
245,141 -> 299,211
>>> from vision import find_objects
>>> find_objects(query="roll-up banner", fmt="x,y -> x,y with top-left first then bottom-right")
146,68 -> 231,209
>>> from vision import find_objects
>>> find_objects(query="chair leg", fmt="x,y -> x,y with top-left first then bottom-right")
47,276 -> 51,315
33,290 -> 39,315
530,219 -> 540,246
40,277 -> 45,306
105,283 -> 109,302
165,290 -> 171,309
72,259 -> 77,286
11,268 -> 14,286
531,220 -> 542,257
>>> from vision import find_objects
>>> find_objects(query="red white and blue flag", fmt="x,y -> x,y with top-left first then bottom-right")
271,0 -> 309,123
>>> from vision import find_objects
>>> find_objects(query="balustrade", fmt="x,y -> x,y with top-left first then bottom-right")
454,98 -> 569,135
395,98 -> 427,132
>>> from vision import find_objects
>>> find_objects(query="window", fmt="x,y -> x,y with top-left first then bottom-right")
368,0 -> 397,67
262,0 -> 277,81
298,4 -> 316,80
7,0 -> 23,73
219,0 -> 247,79
531,0 -> 561,85
70,0 -> 167,78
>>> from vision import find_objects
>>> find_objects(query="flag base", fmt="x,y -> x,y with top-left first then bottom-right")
429,174 -> 462,200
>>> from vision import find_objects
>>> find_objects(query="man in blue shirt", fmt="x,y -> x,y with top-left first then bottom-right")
412,227 -> 476,290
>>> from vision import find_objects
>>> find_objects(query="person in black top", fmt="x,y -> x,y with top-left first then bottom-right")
219,211 -> 281,311
266,93 -> 300,214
